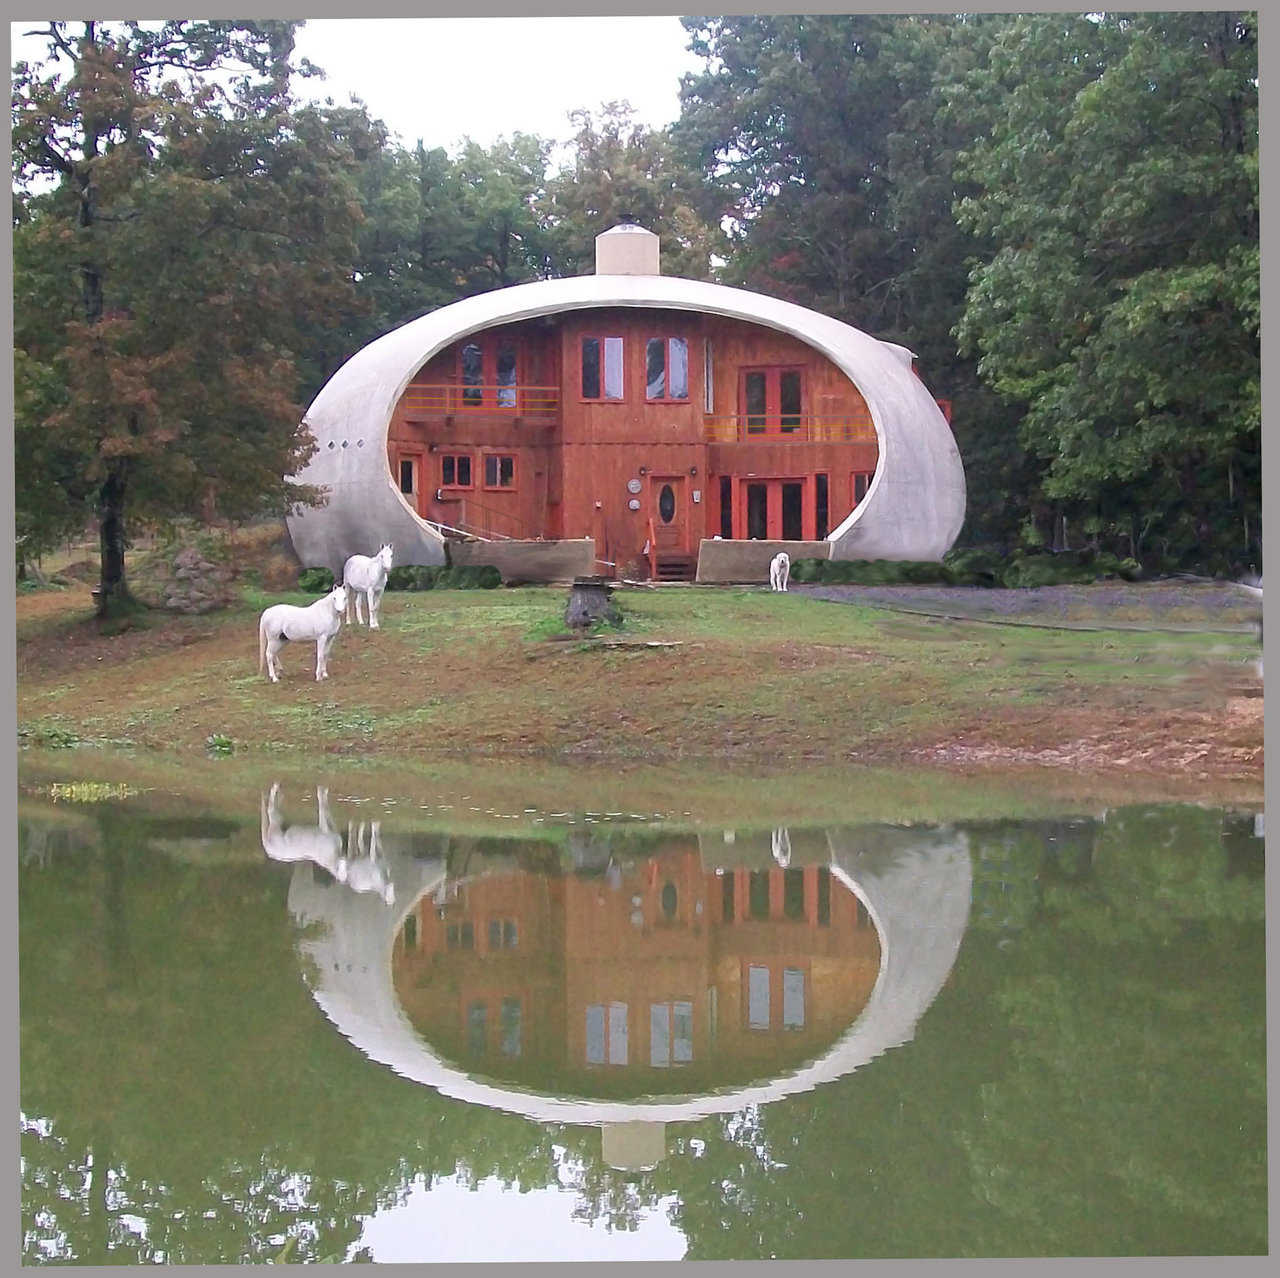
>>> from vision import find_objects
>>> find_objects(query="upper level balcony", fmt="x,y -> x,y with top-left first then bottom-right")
399,384 -> 561,423
703,412 -> 878,444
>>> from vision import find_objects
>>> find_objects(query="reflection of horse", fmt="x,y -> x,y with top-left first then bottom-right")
343,543 -> 393,629
771,827 -> 792,867
344,819 -> 396,905
258,584 -> 348,682
260,782 -> 348,882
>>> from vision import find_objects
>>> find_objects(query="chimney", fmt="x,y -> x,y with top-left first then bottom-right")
595,221 -> 660,276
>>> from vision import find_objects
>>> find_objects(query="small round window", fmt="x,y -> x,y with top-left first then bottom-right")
658,484 -> 676,523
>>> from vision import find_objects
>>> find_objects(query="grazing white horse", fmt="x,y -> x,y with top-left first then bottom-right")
769,551 -> 791,592
259,583 -> 347,682
343,543 -> 394,629
260,782 -> 349,882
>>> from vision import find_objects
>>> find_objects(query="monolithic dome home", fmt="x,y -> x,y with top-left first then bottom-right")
286,224 -> 965,582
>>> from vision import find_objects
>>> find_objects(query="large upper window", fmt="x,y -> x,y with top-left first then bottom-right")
742,367 -> 804,434
460,336 -> 519,408
582,336 -> 624,400
646,337 -> 689,401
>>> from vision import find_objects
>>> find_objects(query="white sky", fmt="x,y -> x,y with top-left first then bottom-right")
291,16 -> 701,152
348,1170 -> 687,1262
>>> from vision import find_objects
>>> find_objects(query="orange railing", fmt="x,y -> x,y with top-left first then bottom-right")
646,517 -> 658,581
400,384 -> 560,417
703,413 -> 878,444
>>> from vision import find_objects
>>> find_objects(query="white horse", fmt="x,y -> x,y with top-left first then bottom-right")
260,782 -> 348,882
769,551 -> 791,592
343,543 -> 394,629
258,583 -> 347,682
344,819 -> 396,905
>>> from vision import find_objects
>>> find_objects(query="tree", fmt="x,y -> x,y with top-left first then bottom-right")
542,102 -> 723,280
952,12 -> 1260,571
11,20 -> 366,614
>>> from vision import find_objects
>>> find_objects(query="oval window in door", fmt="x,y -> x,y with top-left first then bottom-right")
658,484 -> 676,523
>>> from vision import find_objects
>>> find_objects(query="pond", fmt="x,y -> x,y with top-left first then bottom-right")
17,761 -> 1266,1262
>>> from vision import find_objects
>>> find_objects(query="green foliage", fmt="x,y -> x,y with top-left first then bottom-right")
297,567 -> 335,593
384,563 -> 501,591
952,12 -> 1259,574
204,733 -> 235,757
790,559 -> 951,586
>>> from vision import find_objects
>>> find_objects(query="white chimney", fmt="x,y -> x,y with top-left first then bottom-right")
595,222 -> 660,276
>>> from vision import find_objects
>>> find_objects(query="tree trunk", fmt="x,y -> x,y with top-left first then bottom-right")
96,463 -> 131,617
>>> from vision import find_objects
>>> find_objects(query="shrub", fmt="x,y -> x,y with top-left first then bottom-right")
384,563 -> 502,591
942,547 -> 1004,586
792,558 -> 950,585
298,567 -> 334,593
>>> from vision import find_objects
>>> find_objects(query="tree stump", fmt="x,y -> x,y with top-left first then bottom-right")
566,576 -> 620,630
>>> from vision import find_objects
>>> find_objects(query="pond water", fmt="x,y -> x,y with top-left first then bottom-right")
17,765 -> 1266,1262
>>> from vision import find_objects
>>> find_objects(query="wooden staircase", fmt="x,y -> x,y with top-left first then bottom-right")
652,553 -> 697,582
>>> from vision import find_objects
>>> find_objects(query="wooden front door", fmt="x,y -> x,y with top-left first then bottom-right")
649,475 -> 689,552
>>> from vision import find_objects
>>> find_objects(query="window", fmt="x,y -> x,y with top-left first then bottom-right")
742,367 -> 804,434
586,1002 -> 629,1065
650,1000 -> 694,1067
719,476 -> 733,539
459,336 -> 519,408
747,965 -> 770,1030
853,471 -> 873,505
749,869 -> 771,919
399,457 -> 417,496
582,336 -> 624,400
645,337 -> 689,401
402,913 -> 418,952
704,340 -> 715,413
467,1001 -> 487,1055
817,866 -> 831,926
783,868 -> 805,920
483,453 -> 516,489
721,870 -> 736,921
447,920 -> 474,950
487,917 -> 518,949
815,473 -> 829,539
441,454 -> 473,488
782,968 -> 805,1029
500,997 -> 522,1057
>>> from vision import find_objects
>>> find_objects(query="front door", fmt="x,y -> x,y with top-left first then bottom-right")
650,475 -> 688,553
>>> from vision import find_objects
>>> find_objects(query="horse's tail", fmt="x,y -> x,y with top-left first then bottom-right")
258,613 -> 267,675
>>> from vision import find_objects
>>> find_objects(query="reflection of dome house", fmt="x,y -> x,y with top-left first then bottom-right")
285,823 -> 971,1130
286,224 -> 965,583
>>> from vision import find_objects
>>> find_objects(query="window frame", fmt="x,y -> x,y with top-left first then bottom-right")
481,451 -> 518,492
644,335 -> 691,403
440,452 -> 474,491
580,335 -> 625,402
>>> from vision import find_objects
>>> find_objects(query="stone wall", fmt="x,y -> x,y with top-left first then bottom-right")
694,539 -> 831,584
449,538 -> 597,584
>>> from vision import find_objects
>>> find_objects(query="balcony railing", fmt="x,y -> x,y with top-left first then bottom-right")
704,414 -> 878,444
400,384 -> 560,417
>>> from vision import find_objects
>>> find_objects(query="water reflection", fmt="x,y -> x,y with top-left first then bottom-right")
18,774 -> 1265,1261
268,792 -> 972,1165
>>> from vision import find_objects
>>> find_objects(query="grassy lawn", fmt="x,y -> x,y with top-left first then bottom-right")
15,579 -> 1263,802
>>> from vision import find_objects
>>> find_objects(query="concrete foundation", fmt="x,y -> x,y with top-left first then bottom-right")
448,538 -> 597,584
695,539 -> 831,584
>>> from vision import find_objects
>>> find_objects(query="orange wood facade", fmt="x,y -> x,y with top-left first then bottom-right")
391,841 -> 880,1093
387,308 -> 910,574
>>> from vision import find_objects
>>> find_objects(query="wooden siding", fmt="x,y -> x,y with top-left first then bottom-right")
385,307 -> 885,565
